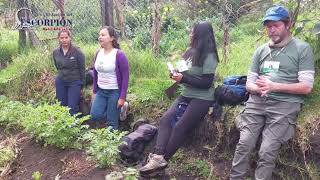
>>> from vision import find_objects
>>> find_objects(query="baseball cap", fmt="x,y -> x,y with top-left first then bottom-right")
262,5 -> 290,25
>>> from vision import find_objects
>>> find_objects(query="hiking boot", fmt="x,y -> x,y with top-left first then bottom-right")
140,169 -> 165,178
139,153 -> 168,175
120,101 -> 129,121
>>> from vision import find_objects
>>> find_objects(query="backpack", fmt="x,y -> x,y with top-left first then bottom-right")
118,123 -> 157,165
84,68 -> 94,86
214,76 -> 249,106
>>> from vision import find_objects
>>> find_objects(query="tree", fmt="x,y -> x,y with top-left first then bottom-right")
100,0 -> 114,26
16,0 -> 27,51
151,0 -> 162,56
52,0 -> 65,20
114,0 -> 125,37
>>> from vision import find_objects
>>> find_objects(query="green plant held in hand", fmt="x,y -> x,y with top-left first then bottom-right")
82,128 -> 127,168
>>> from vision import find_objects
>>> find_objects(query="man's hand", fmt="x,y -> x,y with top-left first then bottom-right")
118,98 -> 125,108
255,76 -> 275,97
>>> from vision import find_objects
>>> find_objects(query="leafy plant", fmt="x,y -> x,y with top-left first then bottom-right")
0,147 -> 15,167
122,168 -> 139,180
32,171 -> 42,180
184,159 -> 211,178
82,128 -> 127,168
21,102 -> 89,149
0,96 -> 33,129
0,28 -> 19,65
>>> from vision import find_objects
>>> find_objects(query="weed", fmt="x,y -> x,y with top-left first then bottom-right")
32,171 -> 42,180
0,147 -> 15,167
22,103 -> 89,149
82,128 -> 127,168
0,28 -> 19,65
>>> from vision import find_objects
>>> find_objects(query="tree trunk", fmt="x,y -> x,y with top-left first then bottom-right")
291,0 -> 302,29
17,0 -> 27,51
100,0 -> 114,26
27,29 -> 41,47
52,0 -> 65,20
114,0 -> 125,37
222,0 -> 230,63
151,0 -> 162,56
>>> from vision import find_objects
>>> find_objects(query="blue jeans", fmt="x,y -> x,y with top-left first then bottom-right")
55,77 -> 82,116
90,88 -> 120,130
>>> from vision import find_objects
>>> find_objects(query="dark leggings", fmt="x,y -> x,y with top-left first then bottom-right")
154,95 -> 213,160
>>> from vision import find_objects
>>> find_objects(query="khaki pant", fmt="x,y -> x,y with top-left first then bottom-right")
230,95 -> 301,180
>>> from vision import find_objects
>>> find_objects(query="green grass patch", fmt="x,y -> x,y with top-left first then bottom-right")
0,147 -> 15,167
128,78 -> 173,104
0,28 -> 19,65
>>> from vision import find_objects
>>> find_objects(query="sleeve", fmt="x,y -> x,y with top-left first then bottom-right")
298,44 -> 315,87
52,50 -> 58,69
202,53 -> 217,74
118,51 -> 129,100
249,48 -> 261,74
77,49 -> 86,84
180,73 -> 214,89
92,51 -> 99,94
298,44 -> 315,72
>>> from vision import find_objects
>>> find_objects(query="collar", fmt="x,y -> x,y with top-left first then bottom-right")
59,44 -> 73,55
268,35 -> 292,48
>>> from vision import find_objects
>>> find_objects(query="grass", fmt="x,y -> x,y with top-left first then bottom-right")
0,49 -> 53,101
0,28 -> 19,65
171,149 -> 217,179
0,147 -> 15,167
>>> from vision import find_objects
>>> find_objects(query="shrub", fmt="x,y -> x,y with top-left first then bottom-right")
21,103 -> 89,149
0,29 -> 19,65
82,128 -> 127,168
0,96 -> 32,129
0,50 -> 53,101
0,147 -> 15,167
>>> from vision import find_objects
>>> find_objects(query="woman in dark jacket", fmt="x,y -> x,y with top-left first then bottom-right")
53,30 -> 85,115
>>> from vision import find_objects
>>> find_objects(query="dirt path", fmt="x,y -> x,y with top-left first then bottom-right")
1,127 -> 207,180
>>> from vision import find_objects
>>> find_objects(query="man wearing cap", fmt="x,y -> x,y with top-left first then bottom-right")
230,5 -> 315,180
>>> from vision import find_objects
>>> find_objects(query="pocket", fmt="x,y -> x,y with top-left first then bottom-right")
280,118 -> 296,143
67,59 -> 78,68
235,108 -> 246,130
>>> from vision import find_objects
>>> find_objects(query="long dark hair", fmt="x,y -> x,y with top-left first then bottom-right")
182,22 -> 219,66
101,26 -> 120,49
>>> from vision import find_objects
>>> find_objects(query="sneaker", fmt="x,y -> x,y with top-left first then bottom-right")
139,153 -> 168,175
120,101 -> 129,121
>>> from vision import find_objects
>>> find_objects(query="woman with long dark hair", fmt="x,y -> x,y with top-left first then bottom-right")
53,30 -> 85,115
139,21 -> 220,177
90,26 -> 129,130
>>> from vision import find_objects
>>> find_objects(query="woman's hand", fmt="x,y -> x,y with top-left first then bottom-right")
171,73 -> 183,83
118,98 -> 125,108
92,93 -> 96,102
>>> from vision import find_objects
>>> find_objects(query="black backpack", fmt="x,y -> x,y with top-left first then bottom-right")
214,76 -> 249,106
118,123 -> 157,165
84,68 -> 94,86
